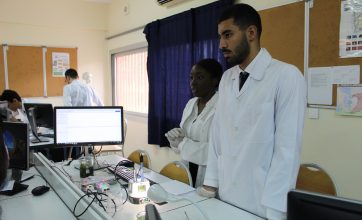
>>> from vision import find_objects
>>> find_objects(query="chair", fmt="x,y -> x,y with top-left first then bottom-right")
296,163 -> 338,196
160,161 -> 192,187
93,118 -> 127,157
127,150 -> 151,169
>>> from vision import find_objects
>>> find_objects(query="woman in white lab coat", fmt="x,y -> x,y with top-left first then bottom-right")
165,58 -> 223,188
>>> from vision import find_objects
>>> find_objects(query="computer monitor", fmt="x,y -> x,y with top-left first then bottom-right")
23,103 -> 53,129
287,190 -> 362,220
1,122 -> 29,170
54,106 -> 124,147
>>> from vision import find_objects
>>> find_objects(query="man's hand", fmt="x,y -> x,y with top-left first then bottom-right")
196,185 -> 217,198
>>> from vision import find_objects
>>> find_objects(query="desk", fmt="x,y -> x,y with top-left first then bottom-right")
161,198 -> 264,220
0,168 -> 46,201
56,154 -> 209,219
1,191 -> 76,220
8,153 -> 264,220
0,167 -> 76,220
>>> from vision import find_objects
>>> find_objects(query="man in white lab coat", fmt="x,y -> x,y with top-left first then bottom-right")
199,4 -> 306,220
63,68 -> 103,107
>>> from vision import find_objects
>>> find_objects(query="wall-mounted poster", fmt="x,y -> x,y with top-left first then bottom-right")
340,0 -> 362,58
52,52 -> 70,77
336,84 -> 362,116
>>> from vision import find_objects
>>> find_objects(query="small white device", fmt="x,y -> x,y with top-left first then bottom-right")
128,178 -> 150,204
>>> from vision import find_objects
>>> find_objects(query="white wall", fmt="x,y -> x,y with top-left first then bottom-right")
107,0 -> 362,201
0,0 -> 109,105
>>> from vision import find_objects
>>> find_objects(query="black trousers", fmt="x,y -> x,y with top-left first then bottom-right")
189,162 -> 199,187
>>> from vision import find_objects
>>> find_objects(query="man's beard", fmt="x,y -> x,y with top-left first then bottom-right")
226,34 -> 250,66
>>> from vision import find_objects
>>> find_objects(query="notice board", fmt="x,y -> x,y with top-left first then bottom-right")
1,45 -> 77,97
260,1 -> 305,73
46,47 -> 78,96
309,0 -> 362,106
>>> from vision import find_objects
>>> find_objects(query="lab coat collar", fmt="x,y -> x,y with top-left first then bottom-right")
180,93 -> 218,128
231,48 -> 272,81
246,48 -> 272,81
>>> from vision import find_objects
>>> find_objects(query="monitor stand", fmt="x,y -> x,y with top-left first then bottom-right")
30,137 -> 50,143
73,160 -> 109,171
73,146 -> 109,171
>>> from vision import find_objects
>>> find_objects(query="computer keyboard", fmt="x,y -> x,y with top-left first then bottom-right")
108,165 -> 135,182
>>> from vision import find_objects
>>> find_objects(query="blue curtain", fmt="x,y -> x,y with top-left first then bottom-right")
144,0 -> 233,146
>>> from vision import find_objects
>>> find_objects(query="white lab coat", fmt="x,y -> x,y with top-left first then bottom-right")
178,93 -> 218,187
63,79 -> 103,106
204,48 -> 306,219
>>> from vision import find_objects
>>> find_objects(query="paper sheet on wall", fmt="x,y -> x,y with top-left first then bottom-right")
337,84 -> 362,116
308,65 -> 360,105
308,67 -> 333,105
52,52 -> 70,77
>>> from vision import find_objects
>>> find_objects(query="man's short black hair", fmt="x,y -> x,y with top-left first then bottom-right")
64,68 -> 78,79
219,4 -> 262,39
0,90 -> 21,102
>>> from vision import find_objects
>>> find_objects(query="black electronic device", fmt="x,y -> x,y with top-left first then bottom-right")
145,204 -> 162,220
287,190 -> 362,220
23,103 -> 53,129
108,165 -> 135,182
31,185 -> 50,196
1,121 -> 29,170
54,106 -> 124,147
25,106 -> 51,143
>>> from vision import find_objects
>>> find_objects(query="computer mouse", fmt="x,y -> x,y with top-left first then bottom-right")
31,185 -> 50,196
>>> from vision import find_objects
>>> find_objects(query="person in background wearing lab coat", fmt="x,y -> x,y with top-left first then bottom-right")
63,68 -> 103,107
198,4 -> 306,220
165,58 -> 223,188
0,90 -> 28,123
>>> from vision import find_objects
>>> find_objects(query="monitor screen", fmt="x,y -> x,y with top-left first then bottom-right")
287,190 -> 362,220
23,103 -> 53,129
54,106 -> 124,146
1,122 -> 29,170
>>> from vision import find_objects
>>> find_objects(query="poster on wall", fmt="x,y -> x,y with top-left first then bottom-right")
339,0 -> 362,58
336,84 -> 362,116
52,52 -> 70,77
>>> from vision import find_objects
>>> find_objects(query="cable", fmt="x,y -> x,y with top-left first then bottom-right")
93,145 -> 103,156
72,190 -> 116,218
33,174 -> 48,186
73,147 -> 85,160
113,160 -> 132,204
50,165 -> 73,181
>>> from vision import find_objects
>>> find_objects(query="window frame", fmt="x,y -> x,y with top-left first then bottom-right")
110,42 -> 148,117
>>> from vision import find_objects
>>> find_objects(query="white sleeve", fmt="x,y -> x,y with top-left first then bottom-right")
63,86 -> 72,106
203,95 -> 223,188
261,66 -> 306,212
178,137 -> 209,166
90,87 -> 103,106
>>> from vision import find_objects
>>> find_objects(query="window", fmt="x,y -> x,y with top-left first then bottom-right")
112,48 -> 148,114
